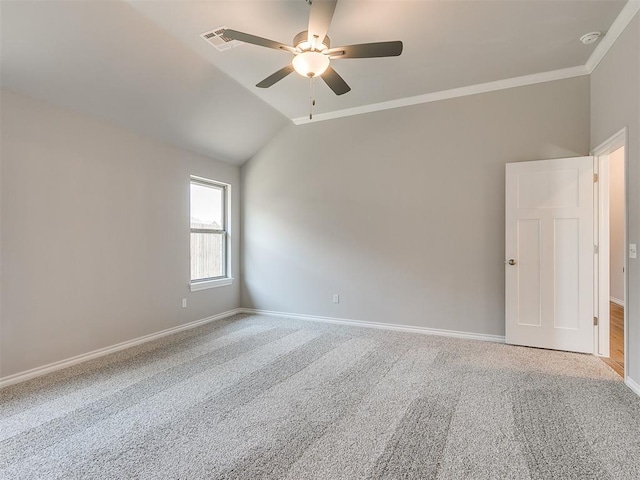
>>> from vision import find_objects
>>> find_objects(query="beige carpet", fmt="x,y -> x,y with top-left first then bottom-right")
1,313 -> 639,479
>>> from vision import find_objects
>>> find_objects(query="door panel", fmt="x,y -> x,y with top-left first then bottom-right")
506,157 -> 594,353
517,219 -> 541,327
554,218 -> 579,330
517,169 -> 579,208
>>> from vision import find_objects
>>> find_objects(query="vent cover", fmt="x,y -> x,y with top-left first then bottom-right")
200,27 -> 242,51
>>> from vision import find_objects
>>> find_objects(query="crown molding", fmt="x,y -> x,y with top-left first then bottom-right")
586,0 -> 640,73
292,65 -> 589,125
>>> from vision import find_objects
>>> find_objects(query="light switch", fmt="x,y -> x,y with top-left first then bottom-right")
630,244 -> 637,259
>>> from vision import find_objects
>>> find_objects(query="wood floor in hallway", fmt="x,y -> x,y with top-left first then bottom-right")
601,302 -> 624,377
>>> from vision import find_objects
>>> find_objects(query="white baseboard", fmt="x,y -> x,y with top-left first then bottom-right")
626,377 -> 640,398
610,296 -> 625,307
0,308 -> 242,389
240,308 -> 505,344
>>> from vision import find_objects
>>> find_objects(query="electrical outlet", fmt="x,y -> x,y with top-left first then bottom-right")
332,294 -> 339,304
182,298 -> 187,308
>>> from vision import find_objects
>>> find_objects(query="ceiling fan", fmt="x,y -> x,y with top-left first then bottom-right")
223,0 -> 403,96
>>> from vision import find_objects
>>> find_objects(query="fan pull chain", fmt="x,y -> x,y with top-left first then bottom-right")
309,76 -> 316,120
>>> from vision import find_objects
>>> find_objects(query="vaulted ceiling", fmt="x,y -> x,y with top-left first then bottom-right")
0,1 -> 289,165
0,1 -> 630,164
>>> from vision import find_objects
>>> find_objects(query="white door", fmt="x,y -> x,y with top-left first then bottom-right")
505,156 -> 594,353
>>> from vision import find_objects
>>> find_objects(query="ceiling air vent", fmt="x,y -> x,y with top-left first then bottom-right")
200,27 -> 242,51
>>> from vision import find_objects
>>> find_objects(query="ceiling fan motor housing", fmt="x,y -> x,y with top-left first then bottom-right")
293,30 -> 330,51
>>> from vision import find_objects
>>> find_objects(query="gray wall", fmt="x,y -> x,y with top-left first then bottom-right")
591,12 -> 640,383
0,89 -> 240,377
241,77 -> 590,337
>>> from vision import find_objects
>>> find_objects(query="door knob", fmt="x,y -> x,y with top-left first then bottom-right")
508,259 -> 516,265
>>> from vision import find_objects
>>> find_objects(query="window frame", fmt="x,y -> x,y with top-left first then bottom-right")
189,176 -> 233,291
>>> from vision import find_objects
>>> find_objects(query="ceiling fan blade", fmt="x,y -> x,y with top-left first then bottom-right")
321,66 -> 351,95
307,0 -> 337,47
326,41 -> 403,59
223,29 -> 295,54
256,65 -> 295,88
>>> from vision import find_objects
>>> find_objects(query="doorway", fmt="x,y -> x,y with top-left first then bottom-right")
600,146 -> 626,377
504,134 -> 627,371
593,129 -> 628,379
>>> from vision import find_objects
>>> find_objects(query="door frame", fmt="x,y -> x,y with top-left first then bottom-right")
592,127 -> 628,379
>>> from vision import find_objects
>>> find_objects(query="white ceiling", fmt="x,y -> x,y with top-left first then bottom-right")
0,1 -> 630,164
129,0 -> 627,120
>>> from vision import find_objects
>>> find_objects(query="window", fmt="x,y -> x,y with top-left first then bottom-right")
190,177 -> 232,290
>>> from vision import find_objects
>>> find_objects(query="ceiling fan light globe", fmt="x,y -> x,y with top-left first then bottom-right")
292,51 -> 330,78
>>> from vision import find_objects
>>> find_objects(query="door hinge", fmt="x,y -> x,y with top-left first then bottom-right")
594,173 -> 598,183
593,316 -> 598,326
594,245 -> 599,254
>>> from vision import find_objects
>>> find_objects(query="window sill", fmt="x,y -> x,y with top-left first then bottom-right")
190,277 -> 234,292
